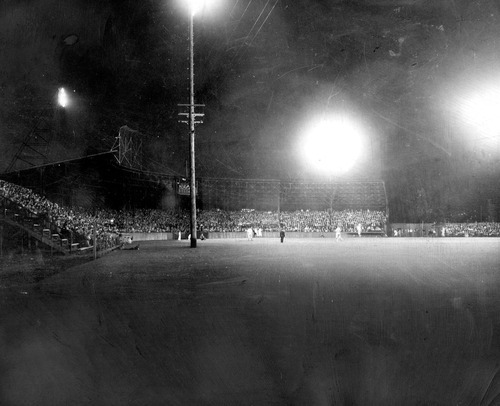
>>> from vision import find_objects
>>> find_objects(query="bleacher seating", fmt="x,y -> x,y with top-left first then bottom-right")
2,177 -> 499,251
200,178 -> 387,212
0,179 -> 121,254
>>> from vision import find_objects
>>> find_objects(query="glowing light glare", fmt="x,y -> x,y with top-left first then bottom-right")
186,0 -> 208,15
460,86 -> 500,139
58,87 -> 68,108
301,116 -> 364,174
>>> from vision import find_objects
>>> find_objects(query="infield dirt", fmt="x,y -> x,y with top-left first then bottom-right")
1,238 -> 499,405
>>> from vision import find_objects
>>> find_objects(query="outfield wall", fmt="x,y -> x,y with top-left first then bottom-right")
128,231 -> 384,241
207,232 -> 336,239
126,233 -> 171,241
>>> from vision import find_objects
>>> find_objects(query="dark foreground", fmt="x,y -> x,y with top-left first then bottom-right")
1,238 -> 499,405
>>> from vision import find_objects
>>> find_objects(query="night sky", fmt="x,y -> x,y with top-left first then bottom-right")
1,0 -> 499,221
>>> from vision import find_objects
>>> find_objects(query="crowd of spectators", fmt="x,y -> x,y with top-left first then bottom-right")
2,179 -> 499,242
392,222 -> 500,237
444,223 -> 500,237
0,180 -> 121,249
0,179 -> 386,235
0,180 -> 60,216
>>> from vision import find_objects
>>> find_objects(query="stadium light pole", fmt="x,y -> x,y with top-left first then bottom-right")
181,0 -> 212,248
189,6 -> 197,248
186,1 -> 203,248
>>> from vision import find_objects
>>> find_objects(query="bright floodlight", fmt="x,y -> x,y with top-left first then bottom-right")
301,115 -> 364,174
459,84 -> 500,139
58,87 -> 68,108
186,0 -> 209,15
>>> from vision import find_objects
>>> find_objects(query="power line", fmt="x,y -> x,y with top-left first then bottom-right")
229,0 -> 279,69
229,0 -> 254,40
227,0 -> 268,67
248,0 -> 279,47
243,0 -> 270,44
229,0 -> 242,18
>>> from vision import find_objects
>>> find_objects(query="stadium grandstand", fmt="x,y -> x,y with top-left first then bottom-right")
1,123 -> 389,217
2,124 -> 500,256
0,132 -> 391,254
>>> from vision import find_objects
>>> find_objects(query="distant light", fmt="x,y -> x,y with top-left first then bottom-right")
300,115 -> 364,174
58,87 -> 68,108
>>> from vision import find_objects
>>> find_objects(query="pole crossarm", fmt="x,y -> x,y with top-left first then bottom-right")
177,104 -> 205,125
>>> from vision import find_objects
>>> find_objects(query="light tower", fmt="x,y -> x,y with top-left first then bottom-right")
178,0 -> 208,248
5,87 -> 70,173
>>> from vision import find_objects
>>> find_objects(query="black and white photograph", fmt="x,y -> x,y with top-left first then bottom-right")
0,0 -> 499,404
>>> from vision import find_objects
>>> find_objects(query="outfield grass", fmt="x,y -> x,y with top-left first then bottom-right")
1,238 -> 499,405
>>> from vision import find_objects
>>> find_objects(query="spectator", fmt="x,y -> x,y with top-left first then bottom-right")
4,179 -> 498,239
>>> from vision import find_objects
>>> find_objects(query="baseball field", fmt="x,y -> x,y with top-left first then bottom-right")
1,237 -> 499,405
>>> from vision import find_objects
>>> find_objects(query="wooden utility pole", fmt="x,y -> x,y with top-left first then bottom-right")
177,12 -> 204,248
